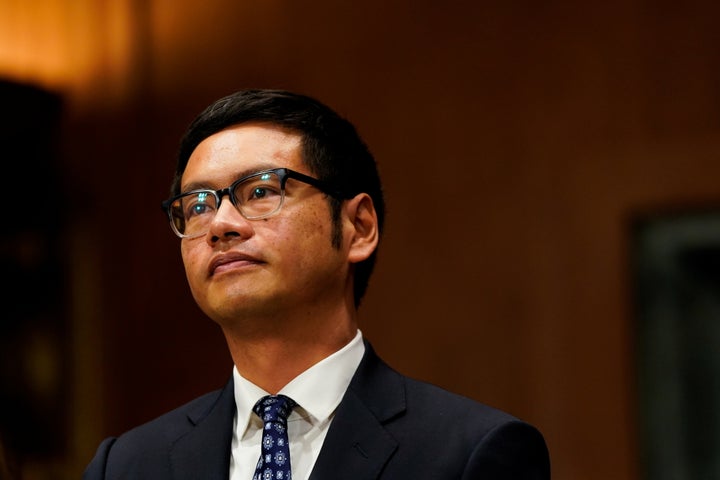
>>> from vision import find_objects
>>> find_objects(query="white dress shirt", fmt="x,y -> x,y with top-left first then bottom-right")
229,330 -> 365,480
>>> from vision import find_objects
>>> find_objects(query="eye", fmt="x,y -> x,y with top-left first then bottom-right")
249,186 -> 270,200
238,173 -> 282,203
189,203 -> 211,216
184,192 -> 216,218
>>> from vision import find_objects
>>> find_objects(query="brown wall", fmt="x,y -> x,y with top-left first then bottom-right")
7,1 -> 720,479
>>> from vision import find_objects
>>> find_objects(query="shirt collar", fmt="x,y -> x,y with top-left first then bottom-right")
233,330 -> 365,434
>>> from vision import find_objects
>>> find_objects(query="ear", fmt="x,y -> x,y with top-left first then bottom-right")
343,193 -> 379,264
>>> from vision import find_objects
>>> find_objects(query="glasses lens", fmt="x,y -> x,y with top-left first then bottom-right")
166,170 -> 287,238
232,171 -> 284,219
171,191 -> 218,237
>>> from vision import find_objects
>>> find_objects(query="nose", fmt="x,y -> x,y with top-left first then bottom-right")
206,196 -> 253,244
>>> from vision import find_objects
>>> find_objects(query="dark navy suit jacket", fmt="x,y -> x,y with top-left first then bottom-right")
84,341 -> 550,479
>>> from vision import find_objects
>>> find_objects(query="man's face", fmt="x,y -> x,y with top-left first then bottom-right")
179,123 -> 349,327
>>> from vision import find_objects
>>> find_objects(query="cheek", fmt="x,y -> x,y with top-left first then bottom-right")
290,211 -> 339,268
262,210 -> 329,268
180,242 -> 205,282
284,207 -> 330,243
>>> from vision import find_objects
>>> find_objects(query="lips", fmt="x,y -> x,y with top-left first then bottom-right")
209,252 -> 263,276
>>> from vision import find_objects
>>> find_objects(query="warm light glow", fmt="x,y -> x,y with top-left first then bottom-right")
0,0 -> 136,106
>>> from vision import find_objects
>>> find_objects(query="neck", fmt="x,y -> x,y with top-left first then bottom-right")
220,305 -> 358,394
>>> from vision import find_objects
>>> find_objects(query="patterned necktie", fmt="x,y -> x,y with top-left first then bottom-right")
252,394 -> 297,480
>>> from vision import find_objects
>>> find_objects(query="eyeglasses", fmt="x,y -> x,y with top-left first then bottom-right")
161,168 -> 347,238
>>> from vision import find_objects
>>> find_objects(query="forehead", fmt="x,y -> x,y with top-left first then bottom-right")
181,123 -> 304,189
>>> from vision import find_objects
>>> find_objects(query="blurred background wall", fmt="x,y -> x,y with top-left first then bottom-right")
1,1 -> 720,479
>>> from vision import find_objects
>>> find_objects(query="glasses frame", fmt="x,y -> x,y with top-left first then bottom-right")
161,167 -> 349,238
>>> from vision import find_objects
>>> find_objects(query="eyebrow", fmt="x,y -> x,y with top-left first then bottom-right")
180,163 -> 280,193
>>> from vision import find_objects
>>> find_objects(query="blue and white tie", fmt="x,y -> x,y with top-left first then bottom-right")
252,395 -> 297,480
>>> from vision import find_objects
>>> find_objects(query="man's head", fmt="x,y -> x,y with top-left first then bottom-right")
171,89 -> 385,307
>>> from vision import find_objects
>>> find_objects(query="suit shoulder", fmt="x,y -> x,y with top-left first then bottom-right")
84,383 -> 234,479
357,342 -> 530,430
397,376 -> 550,476
105,385 -> 228,454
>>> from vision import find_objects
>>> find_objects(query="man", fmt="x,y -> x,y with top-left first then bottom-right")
84,89 -> 551,479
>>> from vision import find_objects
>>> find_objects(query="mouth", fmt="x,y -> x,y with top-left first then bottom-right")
209,252 -> 263,276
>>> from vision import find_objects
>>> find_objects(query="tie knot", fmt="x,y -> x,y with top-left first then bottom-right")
253,394 -> 297,425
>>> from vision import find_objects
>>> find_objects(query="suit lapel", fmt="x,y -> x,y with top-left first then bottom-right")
169,379 -> 236,480
309,341 -> 405,480
163,342 -> 403,480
